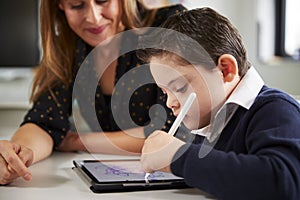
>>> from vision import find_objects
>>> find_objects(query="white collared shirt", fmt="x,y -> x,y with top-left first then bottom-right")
191,67 -> 265,142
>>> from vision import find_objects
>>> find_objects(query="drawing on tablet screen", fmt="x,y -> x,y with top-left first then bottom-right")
105,165 -> 164,178
104,165 -> 166,178
84,161 -> 182,181
105,166 -> 131,177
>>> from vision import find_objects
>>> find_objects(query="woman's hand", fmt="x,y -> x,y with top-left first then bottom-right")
0,140 -> 33,185
140,131 -> 185,173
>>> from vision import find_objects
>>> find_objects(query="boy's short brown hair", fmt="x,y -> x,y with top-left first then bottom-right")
138,7 -> 251,77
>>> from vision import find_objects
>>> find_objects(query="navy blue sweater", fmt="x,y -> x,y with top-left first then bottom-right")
171,86 -> 300,200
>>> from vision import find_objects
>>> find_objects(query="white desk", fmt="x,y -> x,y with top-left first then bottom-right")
0,152 -> 215,200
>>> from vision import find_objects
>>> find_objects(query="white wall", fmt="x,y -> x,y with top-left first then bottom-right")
182,0 -> 300,96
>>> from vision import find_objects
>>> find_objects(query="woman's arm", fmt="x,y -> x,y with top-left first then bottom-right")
11,123 -> 54,163
57,127 -> 145,155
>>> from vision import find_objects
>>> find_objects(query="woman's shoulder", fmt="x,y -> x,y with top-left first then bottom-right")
152,4 -> 187,27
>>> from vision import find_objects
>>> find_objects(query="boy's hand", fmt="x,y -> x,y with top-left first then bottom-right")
0,140 -> 33,185
141,131 -> 185,173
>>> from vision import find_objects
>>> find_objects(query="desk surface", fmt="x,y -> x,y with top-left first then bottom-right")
0,152 -> 214,200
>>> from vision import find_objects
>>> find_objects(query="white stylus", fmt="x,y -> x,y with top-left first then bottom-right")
144,92 -> 197,183
167,92 -> 197,136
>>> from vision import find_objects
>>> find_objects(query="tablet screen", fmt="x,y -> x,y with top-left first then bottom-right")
80,160 -> 183,183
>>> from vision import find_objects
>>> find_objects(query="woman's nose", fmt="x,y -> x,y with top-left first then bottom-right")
85,4 -> 102,24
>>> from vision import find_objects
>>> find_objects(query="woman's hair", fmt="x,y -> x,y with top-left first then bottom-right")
31,0 -> 157,102
138,7 -> 251,77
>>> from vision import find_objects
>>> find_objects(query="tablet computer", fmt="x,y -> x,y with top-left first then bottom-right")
73,159 -> 190,193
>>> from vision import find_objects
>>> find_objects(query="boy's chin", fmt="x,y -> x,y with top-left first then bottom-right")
183,120 -> 198,130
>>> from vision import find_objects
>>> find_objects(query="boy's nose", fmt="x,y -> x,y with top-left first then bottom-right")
166,93 -> 180,115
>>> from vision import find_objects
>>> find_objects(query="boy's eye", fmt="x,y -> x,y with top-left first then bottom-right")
175,84 -> 188,93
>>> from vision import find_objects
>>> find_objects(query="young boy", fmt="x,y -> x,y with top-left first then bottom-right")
137,7 -> 300,200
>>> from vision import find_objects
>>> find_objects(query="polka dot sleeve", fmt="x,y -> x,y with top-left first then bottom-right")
20,84 -> 72,149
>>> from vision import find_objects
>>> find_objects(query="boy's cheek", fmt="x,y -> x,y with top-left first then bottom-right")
183,108 -> 201,130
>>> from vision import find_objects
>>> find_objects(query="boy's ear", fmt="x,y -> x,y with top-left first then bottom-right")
217,54 -> 239,82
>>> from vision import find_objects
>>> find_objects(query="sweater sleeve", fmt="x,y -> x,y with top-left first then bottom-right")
171,97 -> 300,200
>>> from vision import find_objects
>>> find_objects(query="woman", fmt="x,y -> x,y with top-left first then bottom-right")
0,0 -> 185,185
